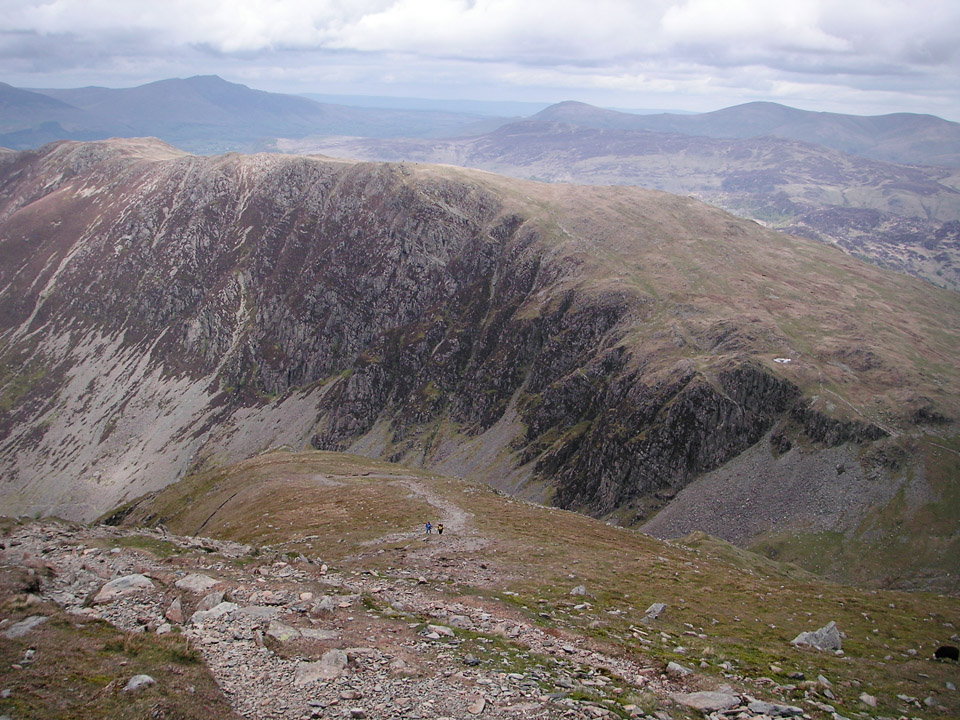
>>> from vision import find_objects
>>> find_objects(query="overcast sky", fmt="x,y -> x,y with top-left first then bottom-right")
3,0 -> 959,120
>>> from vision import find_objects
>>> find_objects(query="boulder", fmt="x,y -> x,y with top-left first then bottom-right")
791,621 -> 842,651
674,691 -> 739,712
265,620 -> 301,642
196,590 -> 225,612
644,602 -> 667,620
747,700 -> 804,717
174,573 -> 220,593
190,601 -> 238,625
294,649 -> 349,685
93,574 -> 154,604
1,615 -> 49,639
164,596 -> 184,624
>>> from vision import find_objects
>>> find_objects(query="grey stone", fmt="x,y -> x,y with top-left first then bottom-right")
196,590 -> 225,612
674,691 -> 739,712
294,649 -> 349,685
1,615 -> 49,639
570,585 -> 586,596
237,605 -> 280,618
190,601 -> 238,625
312,595 -> 337,614
123,674 -> 156,692
748,700 -> 804,717
165,596 -> 184,624
265,620 -> 301,642
174,573 -> 220,593
93,574 -> 154,604
645,602 -> 667,620
300,627 -> 339,641
666,661 -> 693,676
791,621 -> 842,651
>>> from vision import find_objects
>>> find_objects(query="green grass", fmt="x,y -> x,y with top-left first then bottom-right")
0,599 -> 237,720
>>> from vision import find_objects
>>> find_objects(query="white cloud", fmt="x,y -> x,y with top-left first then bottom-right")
1,0 -> 958,118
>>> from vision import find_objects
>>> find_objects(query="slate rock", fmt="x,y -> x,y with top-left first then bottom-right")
300,627 -> 339,641
93,574 -> 154,604
190,601 -> 238,625
175,573 -> 220,593
266,620 -> 301,642
791,621 -> 842,651
294,649 -> 349,685
645,603 -> 667,620
666,661 -> 693,676
1,615 -> 49,639
748,700 -> 804,717
165,596 -> 184,624
674,691 -> 739,712
196,590 -> 225,612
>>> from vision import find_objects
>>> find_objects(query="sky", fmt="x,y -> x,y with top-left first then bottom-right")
2,0 -> 960,120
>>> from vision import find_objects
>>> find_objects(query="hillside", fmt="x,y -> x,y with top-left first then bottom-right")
533,101 -> 960,168
0,139 -> 958,590
289,120 -> 960,289
3,451 -> 959,719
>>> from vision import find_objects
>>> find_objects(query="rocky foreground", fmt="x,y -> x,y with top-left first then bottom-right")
0,517 -> 845,720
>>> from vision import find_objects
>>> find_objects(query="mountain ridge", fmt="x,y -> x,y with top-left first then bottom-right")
0,139 -> 957,590
289,117 -> 960,289
532,99 -> 960,168
1,76 -> 511,153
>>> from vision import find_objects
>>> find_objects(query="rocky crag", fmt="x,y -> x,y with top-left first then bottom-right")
0,139 -> 958,588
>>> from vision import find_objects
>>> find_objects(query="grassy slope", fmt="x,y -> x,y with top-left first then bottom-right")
120,451 -> 960,720
444,167 -> 960,424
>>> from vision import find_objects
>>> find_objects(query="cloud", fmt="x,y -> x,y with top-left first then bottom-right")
1,0 -> 958,118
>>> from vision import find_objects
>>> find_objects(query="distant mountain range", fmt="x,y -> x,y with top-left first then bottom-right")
3,75 -> 959,168
534,100 -> 960,168
0,76 -> 509,153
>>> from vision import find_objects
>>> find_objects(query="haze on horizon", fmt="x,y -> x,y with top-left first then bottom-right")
2,0 -> 960,121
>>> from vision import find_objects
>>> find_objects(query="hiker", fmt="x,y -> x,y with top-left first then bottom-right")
425,522 -> 432,534
437,523 -> 444,535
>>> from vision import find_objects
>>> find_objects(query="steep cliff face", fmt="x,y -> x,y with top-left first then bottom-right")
0,140 -> 957,583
